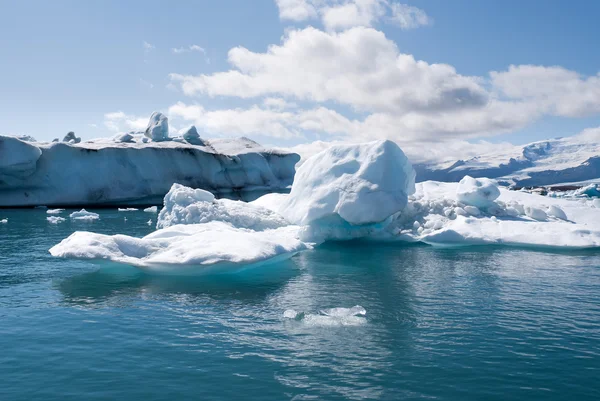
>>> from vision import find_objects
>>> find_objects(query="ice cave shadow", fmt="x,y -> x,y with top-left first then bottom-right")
56,258 -> 301,307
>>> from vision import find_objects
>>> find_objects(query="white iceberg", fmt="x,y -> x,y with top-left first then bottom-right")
144,206 -> 158,213
47,208 -> 65,215
49,222 -> 308,274
456,176 -> 500,208
144,112 -> 170,142
118,208 -> 138,212
157,183 -> 290,230
47,216 -> 66,224
70,209 -> 100,221
0,132 -> 299,207
0,219 -> 7,224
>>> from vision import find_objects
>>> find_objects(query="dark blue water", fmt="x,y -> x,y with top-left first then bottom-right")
1,209 -> 599,400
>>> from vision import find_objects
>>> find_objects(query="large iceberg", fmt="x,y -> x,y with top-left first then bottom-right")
0,121 -> 299,207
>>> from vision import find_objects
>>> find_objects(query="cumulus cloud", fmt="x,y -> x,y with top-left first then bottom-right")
275,0 -> 318,21
170,27 -> 487,115
389,3 -> 432,29
491,65 -> 600,117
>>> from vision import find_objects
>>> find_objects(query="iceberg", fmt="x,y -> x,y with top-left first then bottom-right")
47,209 -> 65,215
157,183 -> 290,230
70,209 -> 100,221
143,206 -> 158,213
49,222 -> 309,274
0,219 -> 7,224
47,216 -> 66,224
0,131 -> 299,207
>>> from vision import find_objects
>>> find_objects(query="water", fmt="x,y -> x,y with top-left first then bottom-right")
1,209 -> 599,400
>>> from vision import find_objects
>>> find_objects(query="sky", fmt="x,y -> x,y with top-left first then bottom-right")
1,0 -> 600,157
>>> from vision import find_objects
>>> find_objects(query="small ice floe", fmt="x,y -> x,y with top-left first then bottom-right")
143,206 -> 158,213
47,216 -> 66,224
124,217 -> 127,222
118,208 -> 138,212
47,209 -> 65,215
283,306 -> 367,327
70,209 -> 100,221
0,219 -> 7,224
147,219 -> 153,226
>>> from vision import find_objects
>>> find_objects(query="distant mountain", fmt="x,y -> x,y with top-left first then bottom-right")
414,134 -> 600,187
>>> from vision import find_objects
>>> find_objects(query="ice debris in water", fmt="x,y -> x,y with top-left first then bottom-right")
47,216 -> 66,224
157,183 -> 290,231
283,306 -> 367,327
147,219 -> 153,226
118,208 -> 138,212
144,206 -> 158,213
70,209 -> 100,221
47,209 -> 64,215
0,219 -> 7,224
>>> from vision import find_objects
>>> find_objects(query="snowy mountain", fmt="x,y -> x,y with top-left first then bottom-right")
414,132 -> 600,187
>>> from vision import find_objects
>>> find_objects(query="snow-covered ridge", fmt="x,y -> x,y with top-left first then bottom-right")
414,133 -> 600,187
0,115 -> 299,207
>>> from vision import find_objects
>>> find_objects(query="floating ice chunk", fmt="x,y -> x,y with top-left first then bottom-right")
547,205 -> 567,220
456,176 -> 500,208
49,222 -> 308,274
279,140 -> 415,226
283,306 -> 367,327
157,183 -> 290,231
144,112 -> 169,142
47,209 -> 65,215
0,219 -> 7,224
144,206 -> 158,213
47,216 -> 66,224
70,209 -> 100,221
525,206 -> 548,221
118,208 -> 138,212
147,219 -> 152,226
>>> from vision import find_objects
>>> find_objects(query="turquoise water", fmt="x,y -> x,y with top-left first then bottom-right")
1,209 -> 599,400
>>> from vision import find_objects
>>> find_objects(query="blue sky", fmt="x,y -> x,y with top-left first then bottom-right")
1,0 -> 600,150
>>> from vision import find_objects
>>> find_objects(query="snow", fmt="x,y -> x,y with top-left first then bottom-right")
157,183 -> 290,231
143,206 -> 158,213
0,133 -> 299,207
456,176 -> 500,208
47,209 -> 65,215
144,112 -> 169,142
278,140 -> 415,226
70,209 -> 100,221
49,222 -> 308,274
47,216 -> 66,224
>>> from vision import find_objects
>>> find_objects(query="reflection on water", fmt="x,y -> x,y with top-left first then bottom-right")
1,210 -> 600,400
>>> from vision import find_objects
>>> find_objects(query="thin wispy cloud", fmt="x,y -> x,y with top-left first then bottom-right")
172,44 -> 206,55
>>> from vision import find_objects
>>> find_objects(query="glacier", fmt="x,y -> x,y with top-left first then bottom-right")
0,114 -> 299,207
49,139 -> 600,274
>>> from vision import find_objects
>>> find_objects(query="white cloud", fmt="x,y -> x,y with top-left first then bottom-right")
104,111 -> 148,133
139,78 -> 154,89
389,3 -> 432,30
172,45 -> 206,54
491,65 -> 600,117
263,97 -> 297,110
275,0 -> 318,21
143,41 -> 155,52
170,27 -> 487,115
275,0 -> 431,31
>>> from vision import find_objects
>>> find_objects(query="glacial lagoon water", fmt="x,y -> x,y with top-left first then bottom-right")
1,209 -> 599,400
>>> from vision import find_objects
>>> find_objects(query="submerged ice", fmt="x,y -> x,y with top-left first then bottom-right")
283,306 -> 367,327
